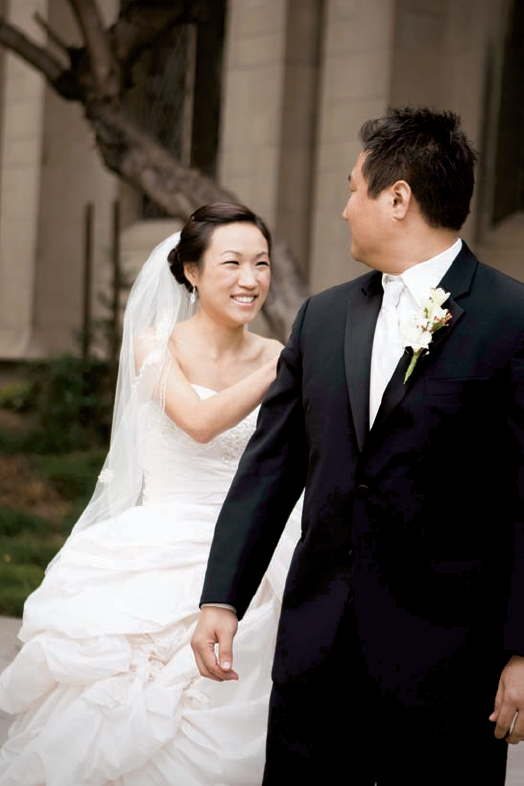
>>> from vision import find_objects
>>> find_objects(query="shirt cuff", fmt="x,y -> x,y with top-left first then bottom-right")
201,603 -> 237,613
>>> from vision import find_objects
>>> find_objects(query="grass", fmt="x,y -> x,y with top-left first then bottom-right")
0,412 -> 105,616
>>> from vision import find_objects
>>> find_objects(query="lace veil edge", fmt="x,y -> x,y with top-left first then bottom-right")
47,231 -> 193,570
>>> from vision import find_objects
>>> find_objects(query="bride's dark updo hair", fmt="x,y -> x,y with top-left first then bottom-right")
168,202 -> 272,291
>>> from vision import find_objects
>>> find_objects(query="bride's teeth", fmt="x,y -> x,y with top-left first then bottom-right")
234,296 -> 255,303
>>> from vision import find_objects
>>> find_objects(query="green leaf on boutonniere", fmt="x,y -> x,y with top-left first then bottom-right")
401,288 -> 452,384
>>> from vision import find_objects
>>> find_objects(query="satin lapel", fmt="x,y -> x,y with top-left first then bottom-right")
344,273 -> 382,452
370,243 -> 477,435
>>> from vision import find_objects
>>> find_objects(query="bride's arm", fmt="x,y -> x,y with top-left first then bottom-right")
158,349 -> 281,444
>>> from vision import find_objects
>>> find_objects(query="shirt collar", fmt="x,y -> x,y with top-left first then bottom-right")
382,238 -> 462,307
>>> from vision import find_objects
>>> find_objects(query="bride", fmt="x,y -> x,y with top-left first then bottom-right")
0,202 -> 300,785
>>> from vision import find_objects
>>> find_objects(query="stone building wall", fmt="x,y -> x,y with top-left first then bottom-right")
0,0 -> 521,359
31,0 -> 120,357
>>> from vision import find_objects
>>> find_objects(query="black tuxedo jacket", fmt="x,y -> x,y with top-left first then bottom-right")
201,244 -> 524,704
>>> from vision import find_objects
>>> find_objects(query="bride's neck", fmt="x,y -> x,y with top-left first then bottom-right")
191,310 -> 248,357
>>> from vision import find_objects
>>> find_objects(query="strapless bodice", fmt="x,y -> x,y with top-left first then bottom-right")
141,385 -> 258,506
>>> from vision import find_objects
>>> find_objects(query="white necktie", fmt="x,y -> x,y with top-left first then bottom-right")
369,276 -> 405,426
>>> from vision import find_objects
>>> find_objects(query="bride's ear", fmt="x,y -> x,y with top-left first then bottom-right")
183,263 -> 198,288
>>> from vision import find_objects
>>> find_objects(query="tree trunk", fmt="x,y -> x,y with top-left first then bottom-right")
0,1 -> 310,338
86,101 -> 309,336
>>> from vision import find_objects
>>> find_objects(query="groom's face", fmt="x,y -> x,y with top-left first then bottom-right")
342,151 -> 391,270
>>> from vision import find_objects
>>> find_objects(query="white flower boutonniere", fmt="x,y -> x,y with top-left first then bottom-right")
400,287 -> 452,384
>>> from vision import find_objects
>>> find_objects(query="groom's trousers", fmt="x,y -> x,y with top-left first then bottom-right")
262,603 -> 509,786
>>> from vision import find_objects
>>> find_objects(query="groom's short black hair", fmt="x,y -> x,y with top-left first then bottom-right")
359,107 -> 478,231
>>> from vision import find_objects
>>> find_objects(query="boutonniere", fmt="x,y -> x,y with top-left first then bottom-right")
400,287 -> 452,384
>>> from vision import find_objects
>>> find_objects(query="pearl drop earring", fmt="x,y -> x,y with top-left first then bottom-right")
189,286 -> 197,305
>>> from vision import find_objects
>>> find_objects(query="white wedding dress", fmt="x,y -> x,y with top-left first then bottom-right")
0,386 -> 299,786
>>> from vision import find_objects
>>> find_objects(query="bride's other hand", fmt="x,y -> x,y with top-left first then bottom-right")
191,606 -> 239,682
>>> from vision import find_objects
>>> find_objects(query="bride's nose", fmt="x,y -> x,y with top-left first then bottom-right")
238,265 -> 257,288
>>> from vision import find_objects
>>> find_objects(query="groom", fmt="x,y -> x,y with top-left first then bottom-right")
191,107 -> 524,784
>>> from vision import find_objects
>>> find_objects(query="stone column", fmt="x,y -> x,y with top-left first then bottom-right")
218,0 -> 288,228
0,0 -> 48,358
309,0 -> 396,293
389,0 -> 493,246
274,0 -> 323,274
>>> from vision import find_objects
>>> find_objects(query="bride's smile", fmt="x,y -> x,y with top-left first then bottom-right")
184,221 -> 271,327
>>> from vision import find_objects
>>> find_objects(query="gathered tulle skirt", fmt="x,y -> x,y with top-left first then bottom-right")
0,501 -> 293,785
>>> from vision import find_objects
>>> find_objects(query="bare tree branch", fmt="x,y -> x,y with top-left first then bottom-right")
33,11 -> 70,62
0,17 -> 64,83
68,0 -> 118,97
0,17 -> 83,99
110,0 -> 207,70
89,103 -> 235,213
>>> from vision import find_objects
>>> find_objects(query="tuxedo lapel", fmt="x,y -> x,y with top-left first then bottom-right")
344,272 -> 382,452
370,243 -> 477,435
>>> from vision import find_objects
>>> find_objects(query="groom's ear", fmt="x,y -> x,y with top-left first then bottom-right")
390,180 -> 412,220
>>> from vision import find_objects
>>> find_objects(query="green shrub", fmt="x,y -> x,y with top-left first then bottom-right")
32,451 -> 105,500
0,563 -> 44,617
0,507 -> 51,538
0,426 -> 34,454
0,380 -> 36,413
0,536 -> 63,569
30,355 -> 113,453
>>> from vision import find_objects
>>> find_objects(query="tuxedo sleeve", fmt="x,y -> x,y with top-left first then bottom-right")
504,328 -> 524,654
199,299 -> 310,620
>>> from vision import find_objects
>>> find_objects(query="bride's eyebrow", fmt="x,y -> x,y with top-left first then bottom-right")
219,250 -> 269,258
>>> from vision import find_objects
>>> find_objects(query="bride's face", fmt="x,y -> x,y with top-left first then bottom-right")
186,222 -> 271,326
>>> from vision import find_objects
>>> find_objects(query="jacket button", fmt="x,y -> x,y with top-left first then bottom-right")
356,484 -> 370,498
348,549 -> 353,558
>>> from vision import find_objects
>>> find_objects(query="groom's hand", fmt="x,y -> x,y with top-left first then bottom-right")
191,606 -> 239,682
489,655 -> 524,744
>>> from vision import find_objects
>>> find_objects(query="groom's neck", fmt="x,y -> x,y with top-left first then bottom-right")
377,226 -> 459,276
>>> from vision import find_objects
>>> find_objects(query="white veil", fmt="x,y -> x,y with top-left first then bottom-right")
49,231 -> 195,565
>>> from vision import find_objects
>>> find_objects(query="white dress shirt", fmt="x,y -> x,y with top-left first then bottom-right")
369,238 -> 462,426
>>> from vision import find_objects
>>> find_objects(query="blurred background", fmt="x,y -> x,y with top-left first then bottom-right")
0,0 -> 523,615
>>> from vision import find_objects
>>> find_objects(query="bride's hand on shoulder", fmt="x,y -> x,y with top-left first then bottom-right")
158,335 -> 284,444
257,336 -> 284,386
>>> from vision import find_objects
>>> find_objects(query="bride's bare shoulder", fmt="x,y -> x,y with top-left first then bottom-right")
248,333 -> 284,361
